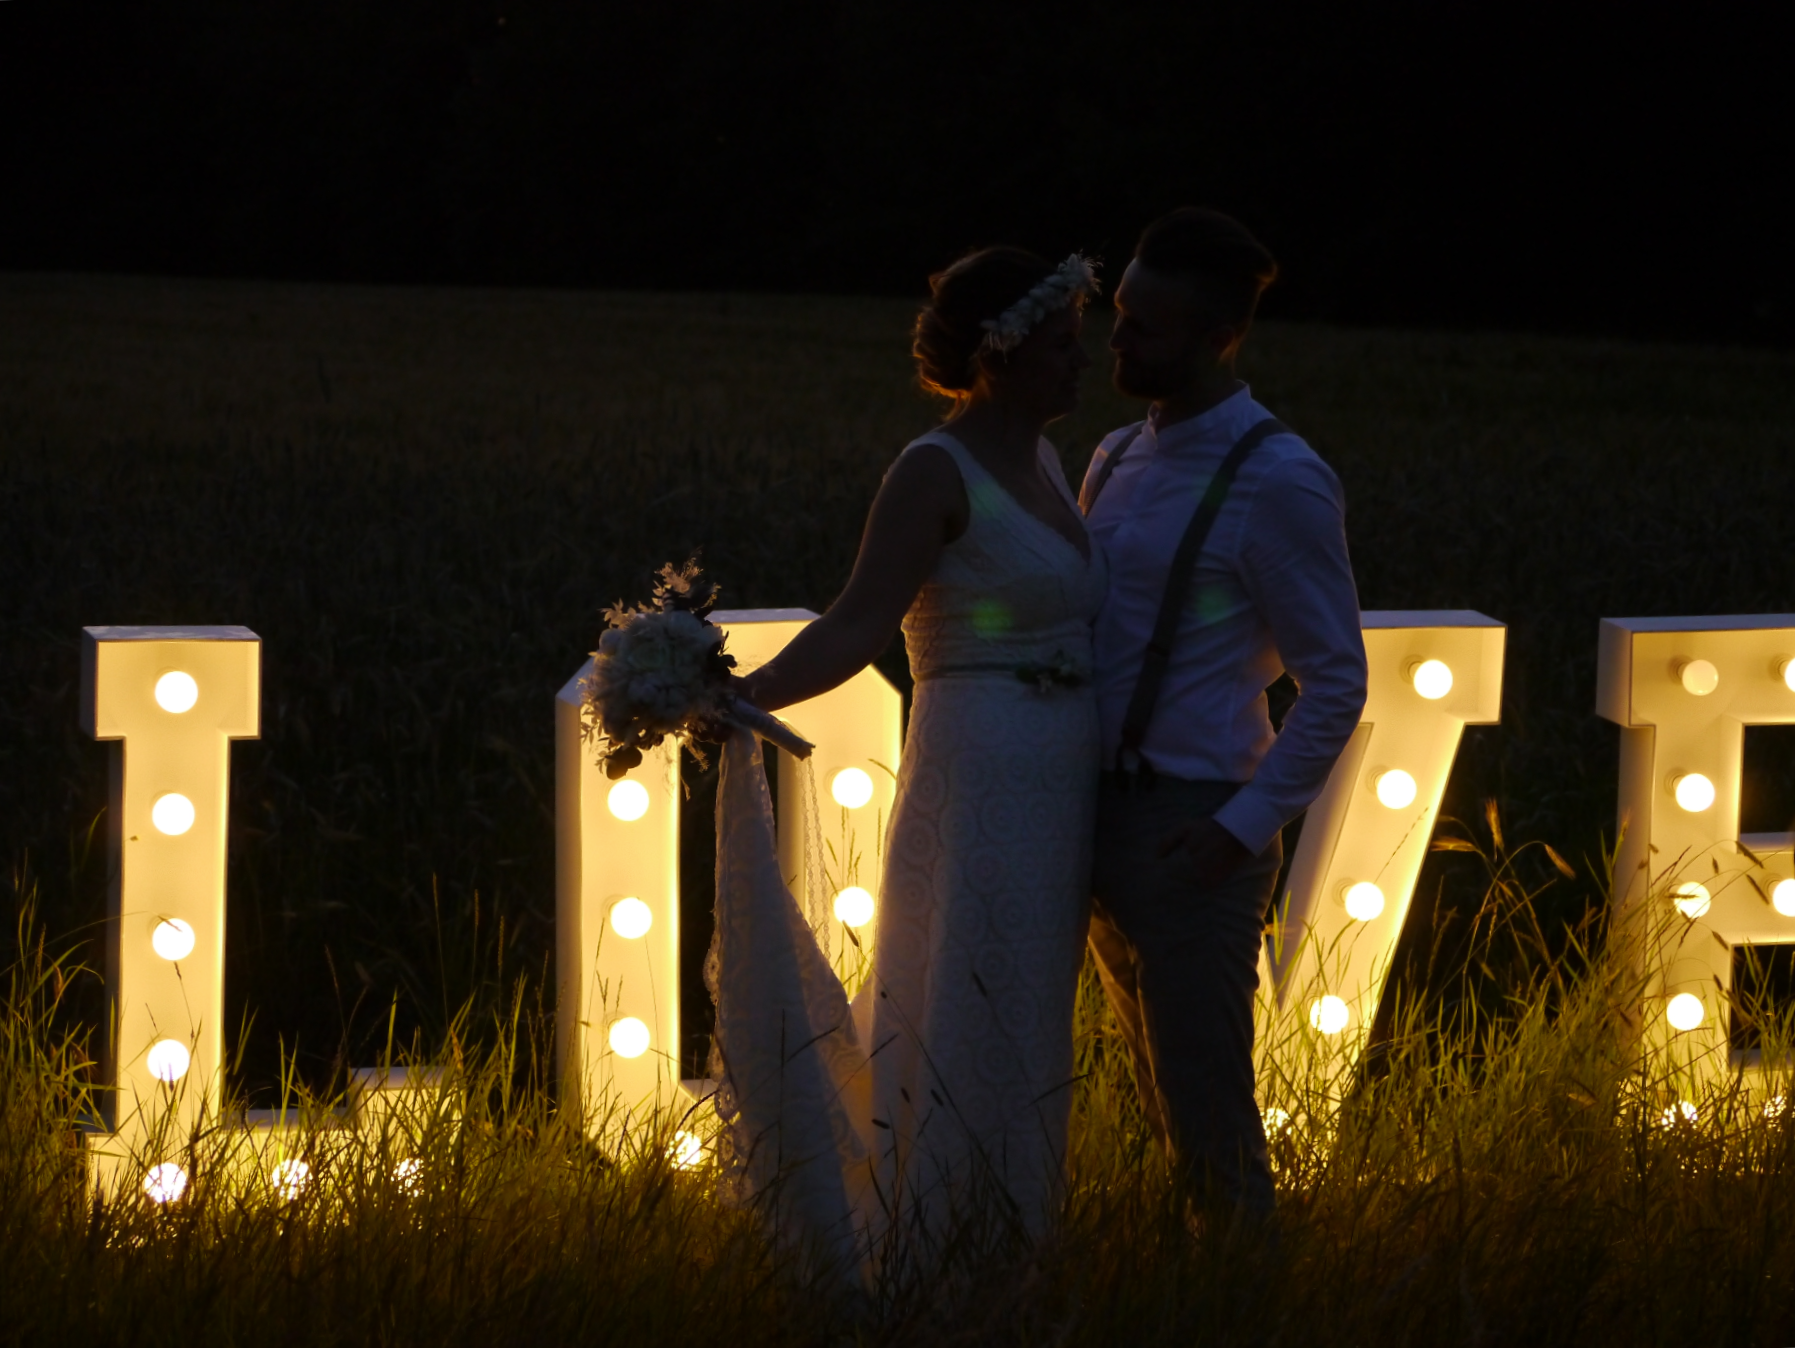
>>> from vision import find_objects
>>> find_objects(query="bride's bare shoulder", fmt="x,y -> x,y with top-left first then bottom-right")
889,436 -> 960,480
879,438 -> 969,534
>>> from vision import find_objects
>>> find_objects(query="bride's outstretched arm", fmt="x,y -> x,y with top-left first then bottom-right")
738,443 -> 966,712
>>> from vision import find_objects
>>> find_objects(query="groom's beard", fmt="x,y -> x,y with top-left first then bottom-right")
1112,356 -> 1181,400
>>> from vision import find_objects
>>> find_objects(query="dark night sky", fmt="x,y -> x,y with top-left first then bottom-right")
3,2 -> 1788,343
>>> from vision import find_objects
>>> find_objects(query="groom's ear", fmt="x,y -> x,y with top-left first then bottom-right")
1210,319 -> 1250,365
1178,276 -> 1231,338
1194,302 -> 1247,365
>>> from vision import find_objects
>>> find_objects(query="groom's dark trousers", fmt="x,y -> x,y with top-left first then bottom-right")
1088,774 -> 1280,1216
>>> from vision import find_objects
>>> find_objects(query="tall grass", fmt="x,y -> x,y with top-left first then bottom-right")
8,824 -> 1795,1344
3,867 -> 820,1348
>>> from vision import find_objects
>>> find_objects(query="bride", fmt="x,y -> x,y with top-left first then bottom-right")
714,246 -> 1105,1276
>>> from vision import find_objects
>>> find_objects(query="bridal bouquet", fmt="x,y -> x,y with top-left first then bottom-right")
581,559 -> 813,779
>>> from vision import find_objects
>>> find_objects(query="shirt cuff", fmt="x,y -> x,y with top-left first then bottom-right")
1212,790 -> 1285,859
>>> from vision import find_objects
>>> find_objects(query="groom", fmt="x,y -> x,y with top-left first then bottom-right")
1079,208 -> 1367,1216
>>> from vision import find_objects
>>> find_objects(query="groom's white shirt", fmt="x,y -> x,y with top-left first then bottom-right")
1082,385 -> 1368,856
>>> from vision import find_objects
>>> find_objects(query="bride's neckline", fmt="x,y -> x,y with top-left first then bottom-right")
926,429 -> 1092,565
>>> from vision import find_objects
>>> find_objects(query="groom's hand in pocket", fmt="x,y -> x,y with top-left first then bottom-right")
1159,818 -> 1252,889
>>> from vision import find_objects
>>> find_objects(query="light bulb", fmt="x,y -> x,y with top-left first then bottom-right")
1671,882 -> 1711,919
1666,993 -> 1706,1031
1659,1100 -> 1698,1128
608,1016 -> 650,1059
1309,995 -> 1350,1035
1673,773 -> 1716,812
1342,881 -> 1386,922
151,917 -> 196,961
146,1038 -> 192,1083
607,779 -> 650,821
1677,659 -> 1719,696
1765,1095 -> 1788,1121
1374,769 -> 1417,809
669,1131 -> 705,1170
154,670 -> 199,713
151,793 -> 196,835
1781,658 -> 1795,694
1409,659 -> 1453,700
609,897 -> 653,940
833,886 -> 875,928
271,1159 -> 310,1201
1773,879 -> 1795,917
1261,1106 -> 1291,1135
830,768 -> 875,810
392,1157 -> 423,1192
142,1162 -> 189,1204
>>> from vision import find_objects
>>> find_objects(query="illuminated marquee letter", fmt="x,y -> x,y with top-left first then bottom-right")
553,685 -> 681,1130
555,609 -> 901,1134
1262,611 -> 1505,1055
79,626 -> 260,1172
1597,616 -> 1795,1092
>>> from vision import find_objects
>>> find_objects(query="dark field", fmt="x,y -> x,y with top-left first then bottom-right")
7,271 -> 1795,1076
6,274 -> 1795,1344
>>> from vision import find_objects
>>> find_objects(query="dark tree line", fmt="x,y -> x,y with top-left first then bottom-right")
3,1 -> 1789,342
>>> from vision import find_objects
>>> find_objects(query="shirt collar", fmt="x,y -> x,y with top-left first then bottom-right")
1146,384 -> 1261,454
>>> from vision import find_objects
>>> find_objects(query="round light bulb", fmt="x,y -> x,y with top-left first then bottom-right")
1374,769 -> 1418,810
1773,879 -> 1795,917
1765,1094 -> 1788,1121
151,917 -> 196,961
1666,992 -> 1706,1032
830,768 -> 875,810
669,1131 -> 705,1170
1342,881 -> 1386,922
1409,659 -> 1453,700
1659,1100 -> 1698,1128
271,1159 -> 310,1200
151,793 -> 196,836
142,1162 -> 189,1204
154,671 -> 199,713
146,1038 -> 192,1083
609,897 -> 653,940
608,1016 -> 651,1059
1309,995 -> 1350,1035
1678,659 -> 1720,696
606,780 -> 650,821
1673,773 -> 1716,812
392,1157 -> 423,1192
1261,1106 -> 1291,1135
1671,882 -> 1712,919
1781,659 -> 1795,694
833,886 -> 875,928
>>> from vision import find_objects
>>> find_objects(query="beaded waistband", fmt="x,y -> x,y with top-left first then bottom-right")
913,652 -> 1089,692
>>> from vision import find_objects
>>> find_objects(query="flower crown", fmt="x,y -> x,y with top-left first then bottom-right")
977,253 -> 1101,355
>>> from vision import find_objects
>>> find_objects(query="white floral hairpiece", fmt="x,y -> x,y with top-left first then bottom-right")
977,253 -> 1101,355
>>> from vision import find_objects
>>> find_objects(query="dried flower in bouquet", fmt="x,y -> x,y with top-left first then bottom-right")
581,558 -> 813,778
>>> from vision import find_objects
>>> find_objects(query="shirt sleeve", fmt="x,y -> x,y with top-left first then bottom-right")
1212,453 -> 1368,856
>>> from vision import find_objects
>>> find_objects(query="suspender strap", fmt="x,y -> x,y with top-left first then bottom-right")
1116,416 -> 1289,770
1077,422 -> 1146,515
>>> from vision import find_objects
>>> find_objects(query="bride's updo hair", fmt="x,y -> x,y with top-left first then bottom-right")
912,246 -> 1056,399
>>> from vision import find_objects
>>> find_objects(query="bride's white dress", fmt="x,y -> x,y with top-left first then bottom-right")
708,431 -> 1104,1274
